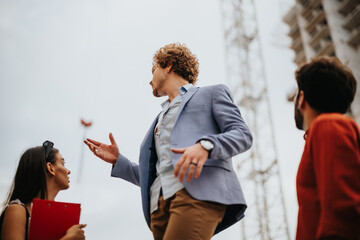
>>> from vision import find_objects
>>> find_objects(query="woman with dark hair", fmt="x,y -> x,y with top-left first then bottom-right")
0,141 -> 86,240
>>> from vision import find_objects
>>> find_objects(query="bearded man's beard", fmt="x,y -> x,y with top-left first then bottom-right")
294,95 -> 304,130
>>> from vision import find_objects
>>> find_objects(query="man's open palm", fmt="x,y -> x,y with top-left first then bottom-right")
84,133 -> 120,165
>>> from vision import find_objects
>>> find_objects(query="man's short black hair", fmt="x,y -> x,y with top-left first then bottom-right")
295,57 -> 357,114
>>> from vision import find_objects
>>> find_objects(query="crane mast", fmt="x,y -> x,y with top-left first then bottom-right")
220,0 -> 291,239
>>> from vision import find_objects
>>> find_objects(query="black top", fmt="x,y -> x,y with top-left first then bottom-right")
0,200 -> 30,240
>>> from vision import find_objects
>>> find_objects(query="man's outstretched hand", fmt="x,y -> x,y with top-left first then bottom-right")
84,133 -> 120,165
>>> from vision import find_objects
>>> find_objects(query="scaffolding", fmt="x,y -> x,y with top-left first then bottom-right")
220,0 -> 291,239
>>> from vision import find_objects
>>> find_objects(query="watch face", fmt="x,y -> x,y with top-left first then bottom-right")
201,140 -> 213,150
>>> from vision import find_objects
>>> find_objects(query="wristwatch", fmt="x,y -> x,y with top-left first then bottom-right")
200,140 -> 214,152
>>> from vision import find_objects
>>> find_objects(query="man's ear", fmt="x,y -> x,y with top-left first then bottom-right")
46,162 -> 55,176
166,65 -> 172,73
298,90 -> 305,110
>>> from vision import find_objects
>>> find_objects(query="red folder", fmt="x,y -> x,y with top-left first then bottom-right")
28,199 -> 81,240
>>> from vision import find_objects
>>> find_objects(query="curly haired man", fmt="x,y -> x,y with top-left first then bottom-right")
84,43 -> 253,239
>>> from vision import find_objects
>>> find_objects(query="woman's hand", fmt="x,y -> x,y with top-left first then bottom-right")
61,224 -> 87,240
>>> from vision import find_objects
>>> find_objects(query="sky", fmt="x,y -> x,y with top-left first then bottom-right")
0,0 -> 304,239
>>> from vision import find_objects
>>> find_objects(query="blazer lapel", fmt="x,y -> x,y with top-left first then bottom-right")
173,87 -> 199,126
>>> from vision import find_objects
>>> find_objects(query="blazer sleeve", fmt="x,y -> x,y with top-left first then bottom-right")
200,84 -> 253,160
111,153 -> 140,187
311,120 -> 360,239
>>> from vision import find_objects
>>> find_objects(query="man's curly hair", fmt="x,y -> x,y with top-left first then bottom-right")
152,43 -> 199,84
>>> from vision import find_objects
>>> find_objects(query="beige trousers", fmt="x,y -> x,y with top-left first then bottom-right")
150,189 -> 226,240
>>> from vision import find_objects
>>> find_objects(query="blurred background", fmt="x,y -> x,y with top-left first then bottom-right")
1,0 -> 359,239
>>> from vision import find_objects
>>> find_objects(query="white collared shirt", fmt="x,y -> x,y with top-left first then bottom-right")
149,84 -> 193,214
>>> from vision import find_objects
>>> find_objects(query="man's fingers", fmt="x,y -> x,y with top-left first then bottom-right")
187,163 -> 197,182
174,156 -> 184,177
178,158 -> 190,182
109,133 -> 116,145
178,166 -> 187,182
84,141 -> 100,156
194,161 -> 204,179
171,148 -> 185,154
86,138 -> 102,146
174,145 -> 208,181
93,148 -> 99,156
84,140 -> 94,152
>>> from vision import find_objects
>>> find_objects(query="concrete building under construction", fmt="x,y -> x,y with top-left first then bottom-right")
283,0 -> 360,123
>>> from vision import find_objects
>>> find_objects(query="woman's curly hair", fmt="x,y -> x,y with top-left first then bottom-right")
153,43 -> 199,84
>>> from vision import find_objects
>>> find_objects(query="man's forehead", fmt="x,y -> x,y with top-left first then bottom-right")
152,64 -> 159,74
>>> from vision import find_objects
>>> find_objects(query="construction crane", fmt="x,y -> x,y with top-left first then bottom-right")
220,0 -> 291,239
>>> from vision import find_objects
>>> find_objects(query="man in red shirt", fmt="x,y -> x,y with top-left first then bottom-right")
294,57 -> 360,240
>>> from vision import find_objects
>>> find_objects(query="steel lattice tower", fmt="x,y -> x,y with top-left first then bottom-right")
220,0 -> 291,239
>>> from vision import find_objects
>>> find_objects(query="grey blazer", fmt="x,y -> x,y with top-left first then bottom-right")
111,84 -> 253,234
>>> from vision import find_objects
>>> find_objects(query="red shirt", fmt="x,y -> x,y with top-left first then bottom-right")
296,113 -> 360,240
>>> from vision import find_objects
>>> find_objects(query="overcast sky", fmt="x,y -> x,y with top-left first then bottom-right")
0,0 -> 304,239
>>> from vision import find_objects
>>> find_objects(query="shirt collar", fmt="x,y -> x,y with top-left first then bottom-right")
179,83 -> 194,95
303,131 -> 308,140
160,83 -> 194,110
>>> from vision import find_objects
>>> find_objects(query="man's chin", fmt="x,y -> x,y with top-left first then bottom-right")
295,113 -> 304,130
295,121 -> 303,130
152,90 -> 166,98
294,103 -> 304,130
